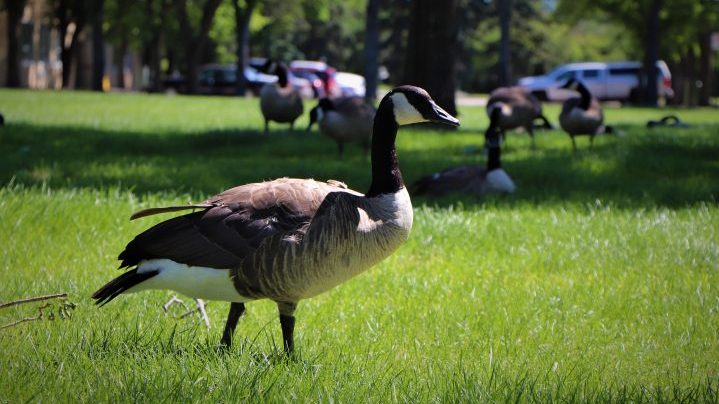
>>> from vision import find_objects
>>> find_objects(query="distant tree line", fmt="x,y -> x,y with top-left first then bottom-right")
2,0 -> 717,106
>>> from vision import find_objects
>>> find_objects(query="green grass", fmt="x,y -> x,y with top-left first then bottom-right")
0,89 -> 718,402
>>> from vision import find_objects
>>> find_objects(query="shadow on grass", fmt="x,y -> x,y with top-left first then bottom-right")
0,122 -> 717,208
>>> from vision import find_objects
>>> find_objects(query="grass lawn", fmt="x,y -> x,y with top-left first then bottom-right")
0,89 -> 718,402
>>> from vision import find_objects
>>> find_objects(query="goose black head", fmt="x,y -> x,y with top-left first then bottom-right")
260,59 -> 279,75
307,98 -> 336,131
385,85 -> 459,127
560,78 -> 585,92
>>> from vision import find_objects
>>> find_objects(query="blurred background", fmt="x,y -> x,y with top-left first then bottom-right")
1,0 -> 717,109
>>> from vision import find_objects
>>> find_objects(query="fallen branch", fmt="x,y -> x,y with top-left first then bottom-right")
0,293 -> 76,330
0,303 -> 51,330
0,293 -> 69,309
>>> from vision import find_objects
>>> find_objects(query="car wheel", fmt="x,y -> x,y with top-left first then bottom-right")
532,90 -> 547,101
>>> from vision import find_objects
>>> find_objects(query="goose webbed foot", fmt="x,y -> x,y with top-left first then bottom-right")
162,295 -> 211,328
277,301 -> 298,356
220,302 -> 246,348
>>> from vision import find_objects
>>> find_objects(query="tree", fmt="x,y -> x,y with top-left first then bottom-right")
4,0 -> 26,87
643,0 -> 662,106
91,0 -> 106,91
498,0 -> 511,86
54,0 -> 87,88
364,0 -> 380,103
402,0 -> 459,116
175,0 -> 223,93
232,0 -> 259,95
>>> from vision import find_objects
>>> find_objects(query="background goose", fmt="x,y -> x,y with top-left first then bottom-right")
259,60 -> 304,135
485,86 -> 552,148
307,97 -> 376,159
646,114 -> 689,128
559,78 -> 612,150
412,108 -> 515,197
92,86 -> 459,355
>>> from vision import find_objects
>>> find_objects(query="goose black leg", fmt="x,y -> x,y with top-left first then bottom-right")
220,302 -> 246,348
590,135 -> 595,148
277,301 -> 298,355
571,136 -> 577,152
264,119 -> 269,135
337,142 -> 345,160
290,121 -> 295,131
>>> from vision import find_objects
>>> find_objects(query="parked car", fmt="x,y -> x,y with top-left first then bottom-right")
335,72 -> 366,97
518,61 -> 674,102
290,60 -> 342,98
163,64 -> 314,98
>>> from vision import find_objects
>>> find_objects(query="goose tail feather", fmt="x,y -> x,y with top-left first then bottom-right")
92,268 -> 159,306
130,205 -> 211,220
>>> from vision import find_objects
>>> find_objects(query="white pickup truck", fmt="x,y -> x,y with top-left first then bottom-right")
518,61 -> 674,102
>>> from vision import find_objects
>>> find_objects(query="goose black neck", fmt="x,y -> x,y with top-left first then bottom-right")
487,144 -> 501,171
366,99 -> 402,197
577,84 -> 592,110
276,64 -> 289,88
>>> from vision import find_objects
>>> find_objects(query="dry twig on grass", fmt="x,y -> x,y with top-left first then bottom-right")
0,293 -> 77,330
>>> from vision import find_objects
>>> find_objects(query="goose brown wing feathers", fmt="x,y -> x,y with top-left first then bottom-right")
119,179 -> 355,269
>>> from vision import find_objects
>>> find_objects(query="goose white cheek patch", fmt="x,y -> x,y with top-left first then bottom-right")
391,93 -> 425,125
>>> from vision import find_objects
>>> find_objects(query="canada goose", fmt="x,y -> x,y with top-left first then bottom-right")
259,60 -> 304,135
558,79 -> 612,151
307,97 -> 376,159
647,115 -> 689,128
92,86 -> 459,355
486,86 -> 551,148
412,108 -> 515,197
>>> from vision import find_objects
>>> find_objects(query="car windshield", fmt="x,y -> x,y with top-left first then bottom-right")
556,70 -> 575,82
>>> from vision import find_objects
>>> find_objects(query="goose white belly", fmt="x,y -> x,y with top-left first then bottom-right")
128,259 -> 248,302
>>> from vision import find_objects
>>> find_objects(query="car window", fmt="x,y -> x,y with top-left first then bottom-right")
583,69 -> 600,78
609,67 -> 638,76
556,70 -> 575,82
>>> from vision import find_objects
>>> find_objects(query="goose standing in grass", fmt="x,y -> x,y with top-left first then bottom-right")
412,107 -> 515,197
558,78 -> 613,151
92,86 -> 459,355
307,97 -> 376,159
485,86 -> 552,148
259,60 -> 304,135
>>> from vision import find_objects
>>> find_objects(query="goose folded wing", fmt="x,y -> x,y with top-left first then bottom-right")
118,182 -> 334,269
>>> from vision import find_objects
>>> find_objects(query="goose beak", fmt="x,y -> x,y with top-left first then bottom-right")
428,101 -> 460,127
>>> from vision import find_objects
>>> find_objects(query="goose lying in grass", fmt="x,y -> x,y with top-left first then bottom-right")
307,97 -> 376,159
647,115 -> 689,128
92,86 -> 459,355
559,79 -> 614,151
486,86 -> 552,148
259,60 -> 304,135
412,108 -> 515,197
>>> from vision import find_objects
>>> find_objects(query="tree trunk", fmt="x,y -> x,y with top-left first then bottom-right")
175,0 -> 223,94
233,0 -> 258,96
91,0 -> 106,91
364,0 -> 380,103
642,0 -> 662,106
402,0 -> 459,116
58,0 -> 86,89
498,0 -> 511,87
6,0 -> 25,87
697,30 -> 713,107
